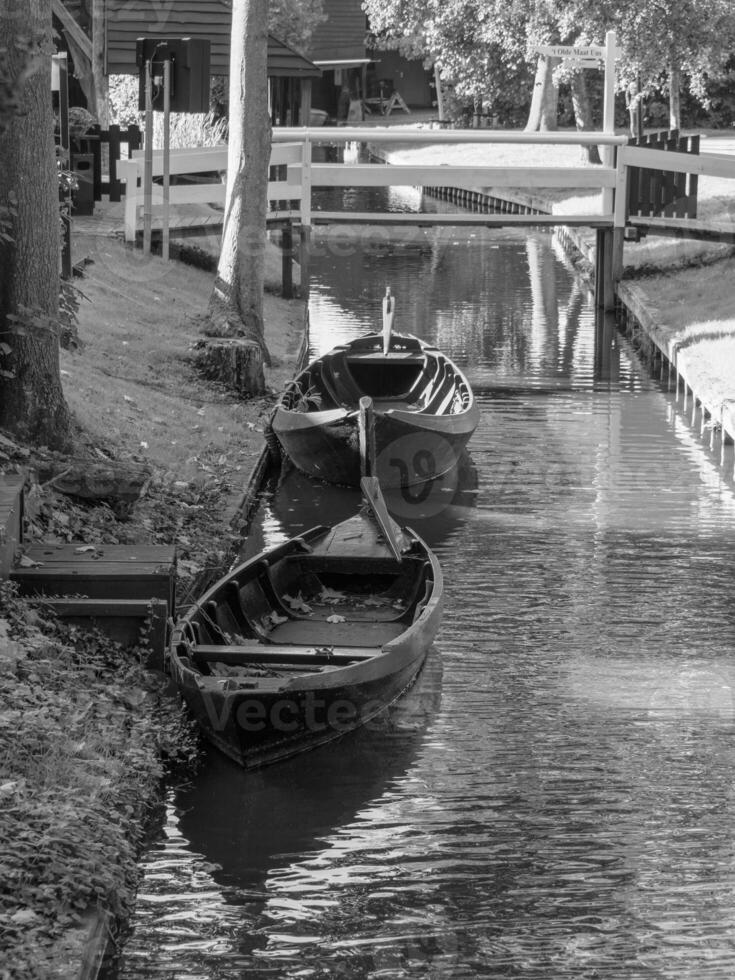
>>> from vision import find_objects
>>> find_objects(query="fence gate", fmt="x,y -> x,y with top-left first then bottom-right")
626,129 -> 700,219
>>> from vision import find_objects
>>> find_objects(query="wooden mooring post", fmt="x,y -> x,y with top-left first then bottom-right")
281,222 -> 293,299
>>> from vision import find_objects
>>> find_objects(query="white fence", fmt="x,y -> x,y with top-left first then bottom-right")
117,127 -> 735,251
117,141 -> 305,242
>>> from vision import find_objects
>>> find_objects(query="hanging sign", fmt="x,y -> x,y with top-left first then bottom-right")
534,44 -> 605,59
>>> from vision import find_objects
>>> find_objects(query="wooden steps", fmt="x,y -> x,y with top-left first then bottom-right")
8,541 -> 176,669
0,471 -> 27,577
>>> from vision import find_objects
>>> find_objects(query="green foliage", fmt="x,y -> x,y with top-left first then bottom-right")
108,74 -> 228,147
363,0 -> 735,125
0,582 -> 199,978
270,0 -> 326,54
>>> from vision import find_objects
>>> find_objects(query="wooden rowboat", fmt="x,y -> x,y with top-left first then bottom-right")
267,289 -> 479,489
168,477 -> 443,769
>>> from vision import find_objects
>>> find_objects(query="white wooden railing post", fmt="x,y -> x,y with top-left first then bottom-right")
300,135 -> 312,228
601,30 -> 617,218
612,141 -> 628,286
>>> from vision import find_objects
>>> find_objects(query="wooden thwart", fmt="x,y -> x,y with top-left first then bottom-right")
192,643 -> 377,665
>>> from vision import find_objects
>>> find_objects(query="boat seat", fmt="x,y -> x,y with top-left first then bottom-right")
269,617 -> 405,646
191,643 -> 378,666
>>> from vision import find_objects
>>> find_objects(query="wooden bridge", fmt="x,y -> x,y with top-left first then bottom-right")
117,127 -> 735,311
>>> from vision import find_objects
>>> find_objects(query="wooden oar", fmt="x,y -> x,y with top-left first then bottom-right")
360,474 -> 405,562
358,395 -> 376,479
382,286 -> 395,355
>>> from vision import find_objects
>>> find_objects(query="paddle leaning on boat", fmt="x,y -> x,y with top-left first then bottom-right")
267,288 -> 479,489
167,477 -> 443,769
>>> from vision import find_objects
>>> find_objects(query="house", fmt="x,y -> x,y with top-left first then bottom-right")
104,0 -> 321,125
55,0 -> 433,125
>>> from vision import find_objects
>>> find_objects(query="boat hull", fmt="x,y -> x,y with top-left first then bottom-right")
168,506 -> 443,769
269,332 -> 479,488
270,404 -> 479,489
171,651 -> 430,769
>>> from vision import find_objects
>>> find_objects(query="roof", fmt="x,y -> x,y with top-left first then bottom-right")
105,0 -> 321,77
267,36 -> 322,79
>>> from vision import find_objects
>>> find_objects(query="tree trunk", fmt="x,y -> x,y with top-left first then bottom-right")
668,65 -> 681,131
203,0 -> 270,396
525,55 -> 559,131
91,0 -> 108,127
570,71 -> 602,164
0,0 -> 71,449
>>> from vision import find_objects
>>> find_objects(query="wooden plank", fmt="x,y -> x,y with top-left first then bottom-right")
52,0 -> 92,60
628,215 -> 735,243
311,212 -> 615,227
288,162 -> 617,189
273,127 -> 629,147
191,643 -> 377,666
620,144 -> 735,180
39,598 -> 169,668
0,472 -> 26,578
11,543 -> 176,604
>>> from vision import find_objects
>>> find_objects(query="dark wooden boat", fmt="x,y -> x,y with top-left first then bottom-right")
168,477 -> 443,769
267,290 -> 479,488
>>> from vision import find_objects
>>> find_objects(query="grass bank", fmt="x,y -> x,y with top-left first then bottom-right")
0,229 -> 306,977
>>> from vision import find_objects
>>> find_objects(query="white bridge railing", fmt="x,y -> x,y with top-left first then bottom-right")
118,128 -> 630,243
118,127 -> 735,263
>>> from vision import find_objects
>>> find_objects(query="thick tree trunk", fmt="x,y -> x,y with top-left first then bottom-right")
668,66 -> 681,131
525,55 -> 559,131
570,71 -> 602,164
0,0 -> 71,449
203,0 -> 270,396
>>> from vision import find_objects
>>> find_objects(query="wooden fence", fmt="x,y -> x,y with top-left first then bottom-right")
71,124 -> 142,203
626,130 -> 700,219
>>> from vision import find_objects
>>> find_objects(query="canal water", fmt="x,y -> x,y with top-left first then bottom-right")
113,200 -> 735,978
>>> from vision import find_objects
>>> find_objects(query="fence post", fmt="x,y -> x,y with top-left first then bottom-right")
687,134 -> 700,218
87,123 -> 103,201
281,221 -> 293,299
299,135 -> 312,228
118,159 -> 140,242
108,124 -> 121,201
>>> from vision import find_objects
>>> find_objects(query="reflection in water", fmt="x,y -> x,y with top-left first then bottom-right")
114,219 -> 735,979
242,451 -> 479,561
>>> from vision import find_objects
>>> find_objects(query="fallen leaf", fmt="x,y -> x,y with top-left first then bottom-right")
16,554 -> 43,568
319,587 -> 345,604
11,909 -> 37,925
282,593 -> 312,613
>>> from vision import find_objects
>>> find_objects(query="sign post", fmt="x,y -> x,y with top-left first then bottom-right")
142,58 -> 153,256
532,32 -> 620,307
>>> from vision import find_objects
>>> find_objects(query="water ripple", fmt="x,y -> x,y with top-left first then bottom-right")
112,225 -> 735,980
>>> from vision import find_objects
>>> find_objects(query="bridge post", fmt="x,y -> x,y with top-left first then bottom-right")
611,143 -> 628,291
299,224 -> 311,299
595,230 -> 604,308
281,222 -> 293,299
300,136 -> 312,228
